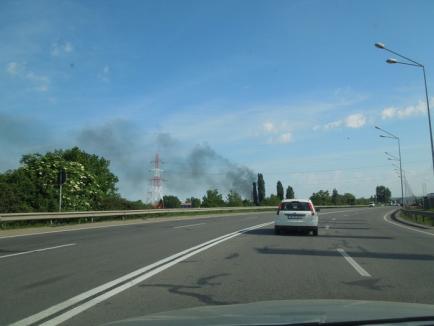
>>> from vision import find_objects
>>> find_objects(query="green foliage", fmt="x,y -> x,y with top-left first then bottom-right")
190,197 -> 201,208
331,188 -> 339,205
276,181 -> 284,200
342,193 -> 356,205
0,147 -> 126,213
97,195 -> 151,210
311,189 -> 361,206
257,173 -> 265,203
163,195 -> 181,208
310,190 -> 331,205
226,190 -> 243,207
376,185 -> 391,203
202,189 -> 225,207
355,197 -> 370,205
261,194 -> 281,206
242,199 -> 253,206
285,185 -> 294,199
252,182 -> 259,206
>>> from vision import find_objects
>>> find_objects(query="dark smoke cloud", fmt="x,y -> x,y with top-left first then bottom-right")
0,113 -> 55,170
76,119 -> 256,200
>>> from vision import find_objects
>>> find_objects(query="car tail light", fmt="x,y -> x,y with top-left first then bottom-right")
307,202 -> 315,216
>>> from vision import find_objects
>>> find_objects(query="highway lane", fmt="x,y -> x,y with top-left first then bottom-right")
0,211 -> 275,325
2,207 -> 434,325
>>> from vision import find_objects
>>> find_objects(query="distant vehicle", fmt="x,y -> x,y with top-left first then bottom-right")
275,199 -> 318,236
369,202 -> 375,207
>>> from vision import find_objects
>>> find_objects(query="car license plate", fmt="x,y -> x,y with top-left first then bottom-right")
285,214 -> 302,219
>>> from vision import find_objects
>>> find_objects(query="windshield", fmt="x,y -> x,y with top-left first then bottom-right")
281,201 -> 310,211
1,1 -> 434,325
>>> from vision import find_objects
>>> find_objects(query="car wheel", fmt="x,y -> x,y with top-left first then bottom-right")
313,228 -> 318,236
274,226 -> 280,235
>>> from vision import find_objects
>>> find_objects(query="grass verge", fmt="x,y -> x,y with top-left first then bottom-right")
400,211 -> 434,227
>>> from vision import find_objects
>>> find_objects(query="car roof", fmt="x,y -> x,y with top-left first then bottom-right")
281,199 -> 311,203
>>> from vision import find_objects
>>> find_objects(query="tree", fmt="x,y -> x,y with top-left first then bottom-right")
202,189 -> 225,207
190,197 -> 201,208
342,193 -> 356,205
242,199 -> 253,206
226,190 -> 243,207
163,195 -> 181,208
331,188 -> 339,205
252,182 -> 259,206
0,147 -> 122,212
376,185 -> 392,203
257,173 -> 265,203
310,190 -> 331,205
285,186 -> 294,199
261,194 -> 281,206
276,181 -> 284,200
97,195 -> 150,210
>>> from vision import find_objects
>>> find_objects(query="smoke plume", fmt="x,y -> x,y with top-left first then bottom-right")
76,119 -> 256,201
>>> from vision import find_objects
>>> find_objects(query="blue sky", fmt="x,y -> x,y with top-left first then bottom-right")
1,0 -> 434,201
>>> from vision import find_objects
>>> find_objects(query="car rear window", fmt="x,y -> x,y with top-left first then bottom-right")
281,201 -> 310,211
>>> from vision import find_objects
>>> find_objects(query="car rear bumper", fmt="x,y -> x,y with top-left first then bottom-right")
274,215 -> 318,228
275,225 -> 318,231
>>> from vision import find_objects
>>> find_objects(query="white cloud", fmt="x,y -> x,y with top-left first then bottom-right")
25,71 -> 49,83
261,120 -> 293,144
345,113 -> 366,128
324,120 -> 342,130
381,101 -> 427,120
278,132 -> 292,144
4,62 -> 50,92
263,121 -> 276,133
98,65 -> 110,82
316,113 -> 366,131
6,62 -> 20,75
51,41 -> 74,56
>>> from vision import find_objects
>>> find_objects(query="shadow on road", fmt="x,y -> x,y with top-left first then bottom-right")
342,278 -> 393,291
140,273 -> 236,305
255,247 -> 434,261
245,228 -> 312,237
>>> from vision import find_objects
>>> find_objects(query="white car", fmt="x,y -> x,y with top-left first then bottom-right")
275,199 -> 319,236
369,202 -> 375,207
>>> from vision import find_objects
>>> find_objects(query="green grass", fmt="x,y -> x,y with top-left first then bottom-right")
0,208 -> 275,230
400,211 -> 434,227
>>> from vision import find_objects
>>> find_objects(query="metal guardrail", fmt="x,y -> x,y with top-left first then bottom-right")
0,205 -> 368,223
401,208 -> 434,223
0,207 -> 277,223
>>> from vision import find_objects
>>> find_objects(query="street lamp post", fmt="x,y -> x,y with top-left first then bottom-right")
375,42 -> 434,176
375,126 -> 405,206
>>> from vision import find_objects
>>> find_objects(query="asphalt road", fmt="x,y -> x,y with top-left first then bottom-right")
1,207 -> 434,325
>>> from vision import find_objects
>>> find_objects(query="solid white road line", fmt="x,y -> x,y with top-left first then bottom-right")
0,243 -> 76,260
173,222 -> 205,229
337,248 -> 371,277
383,211 -> 434,237
11,222 -> 272,326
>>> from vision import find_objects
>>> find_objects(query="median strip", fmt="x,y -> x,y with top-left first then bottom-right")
0,243 -> 76,260
11,221 -> 272,326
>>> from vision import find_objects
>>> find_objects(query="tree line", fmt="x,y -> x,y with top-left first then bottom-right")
0,147 -> 391,213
